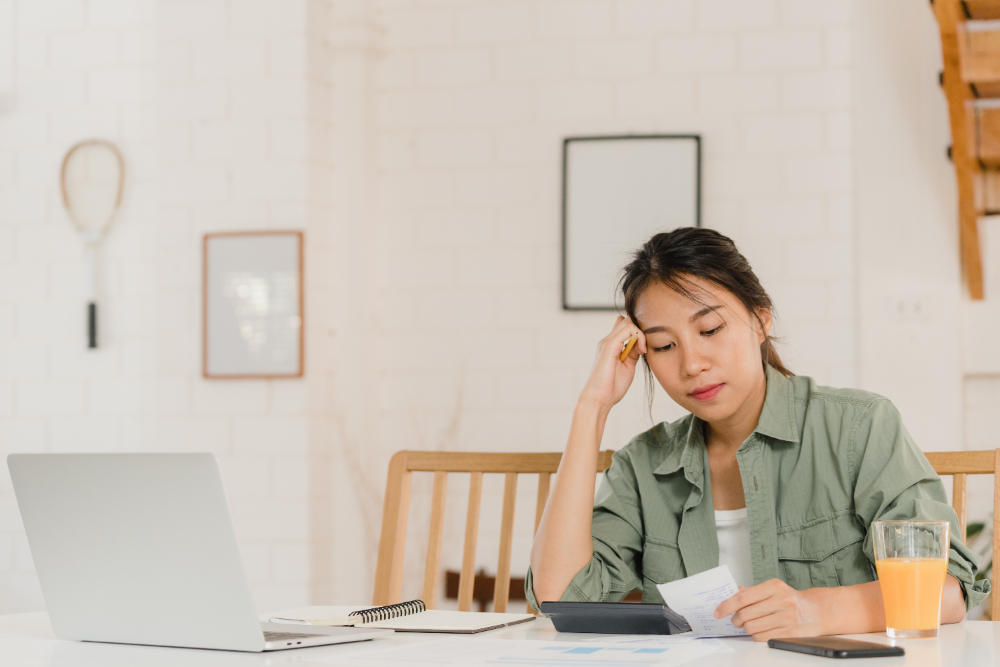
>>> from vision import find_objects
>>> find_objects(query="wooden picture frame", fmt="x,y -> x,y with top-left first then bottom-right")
562,135 -> 701,311
202,231 -> 304,379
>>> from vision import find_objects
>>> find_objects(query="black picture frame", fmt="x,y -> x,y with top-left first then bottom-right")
561,134 -> 702,311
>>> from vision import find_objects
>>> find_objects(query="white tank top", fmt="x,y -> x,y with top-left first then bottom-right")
715,507 -> 753,588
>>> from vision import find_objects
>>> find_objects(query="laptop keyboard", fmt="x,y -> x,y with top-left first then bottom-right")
264,631 -> 321,641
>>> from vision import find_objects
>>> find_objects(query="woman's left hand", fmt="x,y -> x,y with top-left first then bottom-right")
714,579 -> 825,642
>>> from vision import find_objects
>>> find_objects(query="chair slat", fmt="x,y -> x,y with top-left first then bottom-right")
993,449 -> 1000,621
534,473 -> 550,535
388,470 -> 412,604
925,450 -> 996,474
402,451 -> 614,474
457,472 -> 483,612
373,451 -> 412,605
422,471 -> 448,608
494,473 -> 518,613
953,473 -> 968,544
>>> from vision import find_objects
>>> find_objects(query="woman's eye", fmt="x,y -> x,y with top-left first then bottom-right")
702,324 -> 724,336
653,343 -> 674,352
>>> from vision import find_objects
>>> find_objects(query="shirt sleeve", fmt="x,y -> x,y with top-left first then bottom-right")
525,448 -> 645,611
852,399 -> 991,612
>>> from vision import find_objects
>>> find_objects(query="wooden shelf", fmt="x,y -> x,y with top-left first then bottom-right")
960,0 -> 1000,20
958,22 -> 1000,88
966,101 -> 1000,166
977,168 -> 1000,213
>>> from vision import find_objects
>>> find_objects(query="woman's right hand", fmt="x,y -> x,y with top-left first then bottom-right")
577,316 -> 647,414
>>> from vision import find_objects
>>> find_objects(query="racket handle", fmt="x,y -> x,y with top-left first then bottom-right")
87,302 -> 97,349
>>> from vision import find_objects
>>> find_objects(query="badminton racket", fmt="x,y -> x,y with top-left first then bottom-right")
60,139 -> 125,349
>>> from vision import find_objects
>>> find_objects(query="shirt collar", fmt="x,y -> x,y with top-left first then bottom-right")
753,365 -> 800,444
652,365 -> 799,477
652,415 -> 705,480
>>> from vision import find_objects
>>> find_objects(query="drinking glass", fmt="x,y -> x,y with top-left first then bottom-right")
872,520 -> 950,639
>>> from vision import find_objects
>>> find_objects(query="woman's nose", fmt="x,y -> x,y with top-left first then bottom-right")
681,343 -> 711,377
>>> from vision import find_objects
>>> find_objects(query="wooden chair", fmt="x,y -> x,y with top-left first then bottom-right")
372,450 -> 615,612
925,449 -> 999,619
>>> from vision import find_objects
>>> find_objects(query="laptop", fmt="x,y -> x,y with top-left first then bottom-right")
8,453 -> 392,652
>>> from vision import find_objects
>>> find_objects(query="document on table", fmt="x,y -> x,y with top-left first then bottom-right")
580,635 -> 734,653
309,637 -> 721,667
655,565 -> 749,638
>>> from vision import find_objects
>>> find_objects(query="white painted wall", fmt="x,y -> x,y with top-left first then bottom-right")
853,0 -> 962,448
0,0 -> 332,614
853,0 -> 1000,529
0,0 -> 993,616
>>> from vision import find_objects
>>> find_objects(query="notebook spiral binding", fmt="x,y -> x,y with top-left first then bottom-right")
349,599 -> 426,624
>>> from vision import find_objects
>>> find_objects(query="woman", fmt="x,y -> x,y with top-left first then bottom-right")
527,228 -> 989,641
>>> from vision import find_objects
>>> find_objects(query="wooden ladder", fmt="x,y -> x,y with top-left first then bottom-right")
932,0 -> 1000,299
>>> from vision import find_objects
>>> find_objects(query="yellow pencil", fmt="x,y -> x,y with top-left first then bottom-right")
619,333 -> 639,362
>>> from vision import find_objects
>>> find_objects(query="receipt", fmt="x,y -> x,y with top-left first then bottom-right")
656,565 -> 749,637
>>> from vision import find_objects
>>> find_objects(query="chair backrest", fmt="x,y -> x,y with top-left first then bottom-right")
372,450 -> 615,612
924,449 -> 999,619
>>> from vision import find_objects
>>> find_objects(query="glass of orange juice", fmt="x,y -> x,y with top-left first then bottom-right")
872,520 -> 950,638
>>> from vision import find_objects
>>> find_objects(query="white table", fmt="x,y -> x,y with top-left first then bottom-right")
0,612 -> 995,666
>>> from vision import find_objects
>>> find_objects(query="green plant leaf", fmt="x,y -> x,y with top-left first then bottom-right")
966,522 -> 986,540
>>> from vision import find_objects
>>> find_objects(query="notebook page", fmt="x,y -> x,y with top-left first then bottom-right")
361,610 -> 534,631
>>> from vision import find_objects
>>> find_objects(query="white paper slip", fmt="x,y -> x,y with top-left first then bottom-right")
308,637 -> 721,667
263,605 -> 373,626
656,565 -> 749,637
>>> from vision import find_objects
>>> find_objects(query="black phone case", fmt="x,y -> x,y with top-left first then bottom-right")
540,601 -> 692,635
768,637 -> 905,659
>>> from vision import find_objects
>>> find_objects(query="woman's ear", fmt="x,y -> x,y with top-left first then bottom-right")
756,308 -> 773,344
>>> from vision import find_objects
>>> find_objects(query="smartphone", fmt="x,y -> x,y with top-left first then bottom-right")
767,637 -> 905,659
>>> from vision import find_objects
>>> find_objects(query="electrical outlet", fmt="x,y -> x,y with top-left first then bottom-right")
886,294 -> 929,320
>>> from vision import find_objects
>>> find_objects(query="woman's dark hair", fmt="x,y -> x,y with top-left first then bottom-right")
620,228 -> 793,410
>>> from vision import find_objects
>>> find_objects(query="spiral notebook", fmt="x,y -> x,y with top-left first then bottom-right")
265,600 -> 536,634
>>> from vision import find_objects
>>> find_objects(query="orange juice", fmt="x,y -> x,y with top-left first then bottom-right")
875,557 -> 948,631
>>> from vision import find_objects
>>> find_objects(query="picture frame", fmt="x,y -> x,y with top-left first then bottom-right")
202,231 -> 304,379
562,135 -> 701,311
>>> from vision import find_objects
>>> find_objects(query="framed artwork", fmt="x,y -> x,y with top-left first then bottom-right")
202,231 -> 304,379
562,135 -> 701,311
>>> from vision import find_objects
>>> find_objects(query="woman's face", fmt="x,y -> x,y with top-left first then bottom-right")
633,277 -> 770,425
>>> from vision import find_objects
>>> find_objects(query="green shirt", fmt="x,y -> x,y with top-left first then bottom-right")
526,366 -> 990,612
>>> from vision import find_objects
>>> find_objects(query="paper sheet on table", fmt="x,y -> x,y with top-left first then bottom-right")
308,637 -> 721,666
655,565 -> 749,638
581,634 -> 734,653
581,634 -> 694,644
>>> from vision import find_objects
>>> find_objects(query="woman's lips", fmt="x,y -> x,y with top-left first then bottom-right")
689,383 -> 724,401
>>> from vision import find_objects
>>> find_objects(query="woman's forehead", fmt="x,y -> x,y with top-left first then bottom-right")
634,278 -> 737,326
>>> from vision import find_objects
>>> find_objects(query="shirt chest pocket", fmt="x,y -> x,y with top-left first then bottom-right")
639,537 -> 684,602
776,512 -> 868,590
